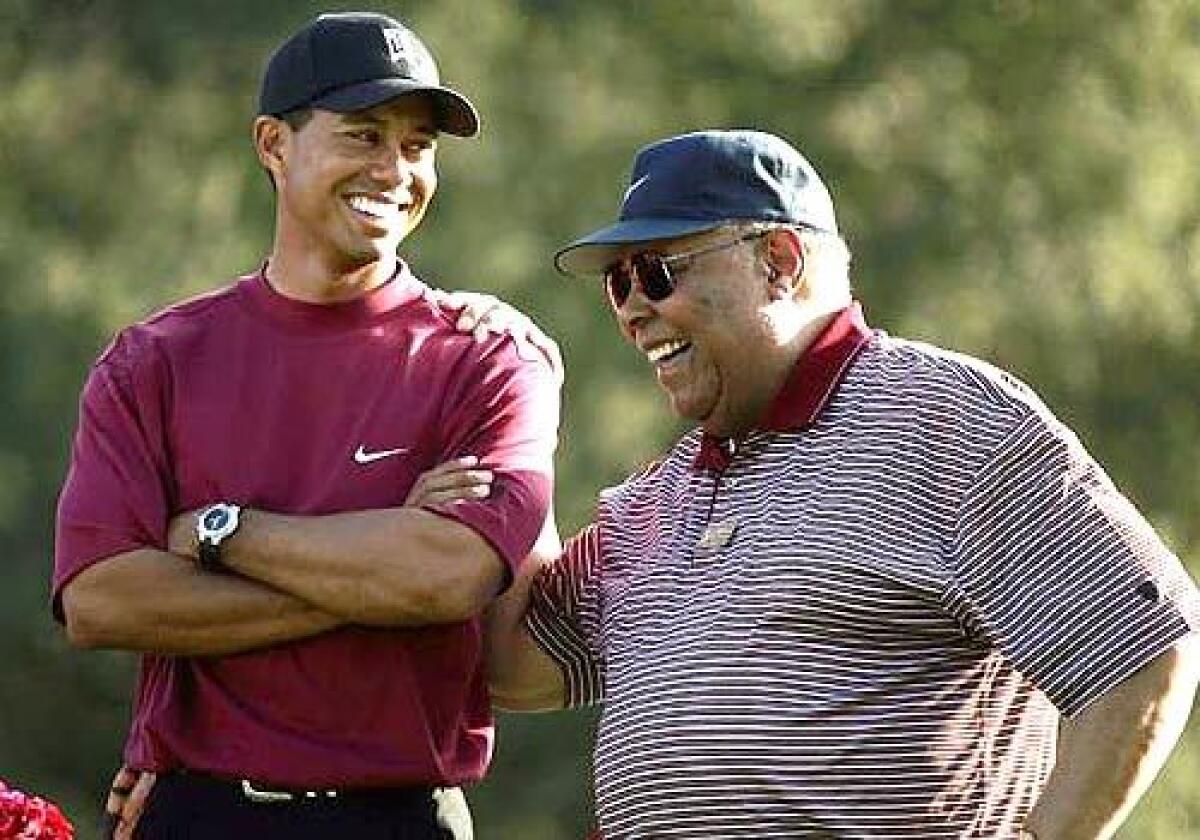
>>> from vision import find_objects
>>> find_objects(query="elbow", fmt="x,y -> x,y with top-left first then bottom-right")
66,625 -> 106,650
444,564 -> 504,620
415,566 -> 499,623
1139,635 -> 1200,701
60,586 -> 114,649
1164,634 -> 1200,696
352,522 -> 508,625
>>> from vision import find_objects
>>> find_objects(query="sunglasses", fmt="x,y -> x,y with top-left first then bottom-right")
602,230 -> 766,309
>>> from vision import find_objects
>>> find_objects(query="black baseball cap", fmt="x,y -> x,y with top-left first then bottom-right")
258,12 -> 480,137
555,130 -> 837,275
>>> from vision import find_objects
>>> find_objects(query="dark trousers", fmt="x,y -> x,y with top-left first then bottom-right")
130,772 -> 473,839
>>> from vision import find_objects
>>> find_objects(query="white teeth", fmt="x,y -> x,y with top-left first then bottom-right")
347,195 -> 394,216
646,340 -> 689,363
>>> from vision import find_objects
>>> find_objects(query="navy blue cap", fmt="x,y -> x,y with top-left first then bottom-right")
555,130 -> 837,275
259,12 -> 479,137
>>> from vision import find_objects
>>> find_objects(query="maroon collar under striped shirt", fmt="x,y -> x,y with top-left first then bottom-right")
695,301 -> 874,471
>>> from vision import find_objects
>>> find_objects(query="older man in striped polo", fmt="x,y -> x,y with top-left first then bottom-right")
485,130 -> 1200,839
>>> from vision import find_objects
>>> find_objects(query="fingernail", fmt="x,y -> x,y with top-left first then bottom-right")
460,455 -> 479,466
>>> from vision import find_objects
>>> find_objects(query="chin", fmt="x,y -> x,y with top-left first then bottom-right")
667,395 -> 712,426
341,246 -> 382,266
691,399 -> 734,436
351,234 -> 400,260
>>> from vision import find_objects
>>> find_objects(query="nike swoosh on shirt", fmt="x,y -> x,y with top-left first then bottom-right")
353,444 -> 409,464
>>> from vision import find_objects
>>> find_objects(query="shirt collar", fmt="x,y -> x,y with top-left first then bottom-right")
245,259 -> 424,332
695,302 -> 873,470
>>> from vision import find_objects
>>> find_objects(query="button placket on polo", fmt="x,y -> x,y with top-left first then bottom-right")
693,438 -> 743,564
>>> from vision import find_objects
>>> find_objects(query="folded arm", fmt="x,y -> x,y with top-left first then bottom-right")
61,458 -> 504,655
61,548 -> 341,656
193,505 -> 507,626
162,457 -> 511,627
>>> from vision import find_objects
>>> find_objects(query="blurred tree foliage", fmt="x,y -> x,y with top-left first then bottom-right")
2,0 -> 1197,837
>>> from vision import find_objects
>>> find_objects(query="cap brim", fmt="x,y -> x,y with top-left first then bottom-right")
553,218 -> 725,276
313,79 -> 480,137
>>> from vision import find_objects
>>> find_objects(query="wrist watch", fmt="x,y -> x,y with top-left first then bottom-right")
195,503 -> 242,571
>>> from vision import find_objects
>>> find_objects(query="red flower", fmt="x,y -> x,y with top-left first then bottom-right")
0,781 -> 74,840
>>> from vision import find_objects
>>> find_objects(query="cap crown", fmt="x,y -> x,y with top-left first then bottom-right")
622,130 -> 837,233
260,13 -> 441,115
553,130 -> 837,275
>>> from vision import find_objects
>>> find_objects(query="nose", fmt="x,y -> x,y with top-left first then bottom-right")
613,281 -> 654,340
367,145 -> 411,191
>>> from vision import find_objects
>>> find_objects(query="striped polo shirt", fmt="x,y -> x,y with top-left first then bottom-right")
527,303 -> 1199,839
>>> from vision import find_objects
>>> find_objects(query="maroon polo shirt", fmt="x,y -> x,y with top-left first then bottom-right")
54,266 -> 559,787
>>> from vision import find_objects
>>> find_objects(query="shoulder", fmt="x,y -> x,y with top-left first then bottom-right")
409,284 -> 561,392
828,334 -> 1082,481
609,457 -> 670,494
858,334 -> 1056,426
92,278 -> 244,382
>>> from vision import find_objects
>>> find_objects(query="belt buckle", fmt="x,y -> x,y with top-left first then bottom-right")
241,780 -> 295,803
240,777 -> 340,801
239,779 -> 341,803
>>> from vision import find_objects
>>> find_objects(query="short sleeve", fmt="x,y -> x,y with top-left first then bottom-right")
950,410 -> 1199,717
525,522 -> 606,707
422,338 -> 560,581
53,333 -> 174,620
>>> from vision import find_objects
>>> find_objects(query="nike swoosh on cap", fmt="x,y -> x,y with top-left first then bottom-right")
622,175 -> 649,203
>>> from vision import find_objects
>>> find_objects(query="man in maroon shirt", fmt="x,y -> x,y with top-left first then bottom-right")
54,12 -> 558,840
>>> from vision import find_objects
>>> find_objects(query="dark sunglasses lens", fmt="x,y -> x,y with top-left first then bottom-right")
604,265 -> 633,308
635,254 -> 675,302
603,253 -> 676,307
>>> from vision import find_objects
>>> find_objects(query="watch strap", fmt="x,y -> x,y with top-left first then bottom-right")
197,538 -> 224,572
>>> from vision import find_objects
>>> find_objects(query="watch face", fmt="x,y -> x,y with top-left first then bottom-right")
203,508 -> 230,530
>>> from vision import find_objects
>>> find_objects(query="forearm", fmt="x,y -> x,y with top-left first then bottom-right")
486,554 -> 566,711
1025,637 -> 1200,839
220,507 -> 505,626
62,548 -> 343,656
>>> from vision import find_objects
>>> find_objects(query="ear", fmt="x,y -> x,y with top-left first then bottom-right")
763,228 -> 805,300
253,116 -> 289,184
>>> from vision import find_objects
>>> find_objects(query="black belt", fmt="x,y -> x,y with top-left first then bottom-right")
167,770 -> 444,806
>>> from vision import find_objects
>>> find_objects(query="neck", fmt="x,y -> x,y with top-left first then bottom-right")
265,248 -> 399,304
782,305 -> 842,366
708,305 -> 843,439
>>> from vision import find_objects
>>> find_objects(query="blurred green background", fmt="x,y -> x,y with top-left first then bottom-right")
2,0 -> 1198,837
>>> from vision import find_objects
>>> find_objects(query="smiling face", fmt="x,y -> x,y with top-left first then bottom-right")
257,96 -> 439,276
609,228 -> 789,437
